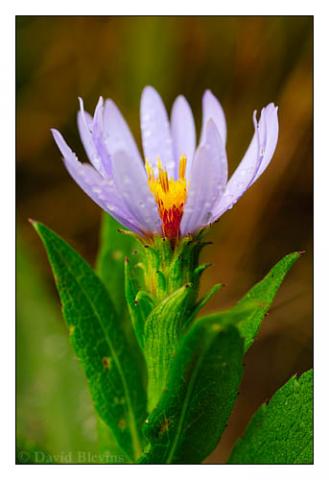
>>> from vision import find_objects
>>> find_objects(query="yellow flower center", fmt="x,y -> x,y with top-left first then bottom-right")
146,156 -> 188,239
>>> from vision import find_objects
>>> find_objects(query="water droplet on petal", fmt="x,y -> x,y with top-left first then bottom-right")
91,155 -> 100,165
123,177 -> 131,185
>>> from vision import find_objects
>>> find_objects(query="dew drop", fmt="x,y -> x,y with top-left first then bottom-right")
91,155 -> 100,165
143,130 -> 151,138
123,177 -> 131,185
166,161 -> 175,169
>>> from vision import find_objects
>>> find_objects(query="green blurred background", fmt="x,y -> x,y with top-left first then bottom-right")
16,16 -> 313,463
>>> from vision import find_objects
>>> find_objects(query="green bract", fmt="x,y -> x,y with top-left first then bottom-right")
32,214 -> 312,464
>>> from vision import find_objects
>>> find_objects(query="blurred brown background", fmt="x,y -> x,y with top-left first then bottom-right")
16,16 -> 313,463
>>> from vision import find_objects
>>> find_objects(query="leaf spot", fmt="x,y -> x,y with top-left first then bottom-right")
159,417 -> 171,436
102,356 -> 112,369
112,250 -> 123,260
118,418 -> 127,430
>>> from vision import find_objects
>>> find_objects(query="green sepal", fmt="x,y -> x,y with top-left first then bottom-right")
140,320 -> 244,464
156,237 -> 173,265
198,252 -> 301,352
33,221 -> 146,461
190,283 -> 222,320
156,269 -> 167,297
135,290 -> 155,320
124,256 -> 156,349
228,369 -> 313,464
133,234 -> 211,412
141,235 -> 206,301
166,237 -> 207,294
124,257 -> 145,349
135,289 -> 155,307
192,262 -> 212,282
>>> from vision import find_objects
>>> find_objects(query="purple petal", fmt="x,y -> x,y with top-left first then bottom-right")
91,96 -> 104,141
77,97 -> 107,176
180,120 -> 227,236
103,99 -> 143,163
211,103 -> 278,220
200,90 -> 227,145
171,95 -> 196,180
51,128 -> 144,234
111,149 -> 162,234
140,86 -> 175,177
90,97 -> 113,176
251,103 -> 278,183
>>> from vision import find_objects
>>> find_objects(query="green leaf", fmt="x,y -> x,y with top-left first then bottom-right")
33,221 -> 146,461
200,252 -> 301,351
228,369 -> 313,464
144,283 -> 195,411
96,417 -> 130,464
141,320 -> 244,464
17,235 -> 99,462
96,213 -> 136,316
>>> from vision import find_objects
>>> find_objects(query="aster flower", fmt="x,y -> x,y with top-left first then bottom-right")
51,86 -> 278,240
